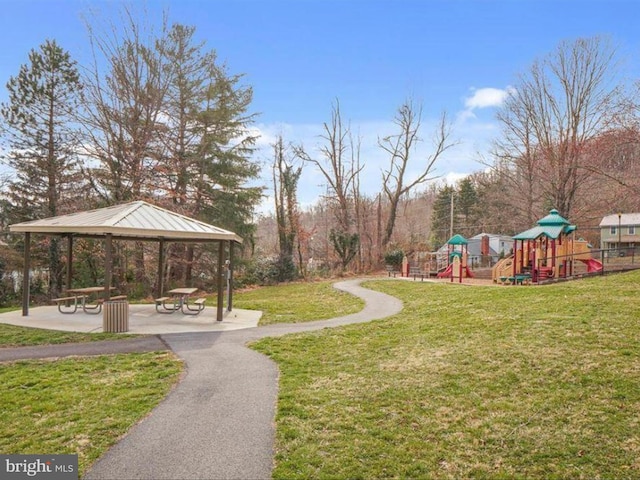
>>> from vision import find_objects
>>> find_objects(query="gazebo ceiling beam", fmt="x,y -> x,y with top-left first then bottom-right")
44,233 -> 242,244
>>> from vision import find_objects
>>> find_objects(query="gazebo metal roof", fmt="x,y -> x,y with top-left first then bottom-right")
9,201 -> 243,243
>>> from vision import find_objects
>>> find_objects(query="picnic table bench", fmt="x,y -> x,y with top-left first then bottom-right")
155,288 -> 206,316
514,273 -> 532,285
499,273 -> 531,285
52,295 -> 87,314
60,287 -> 126,314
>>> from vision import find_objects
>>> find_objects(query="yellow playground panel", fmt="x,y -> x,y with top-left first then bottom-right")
492,209 -> 602,284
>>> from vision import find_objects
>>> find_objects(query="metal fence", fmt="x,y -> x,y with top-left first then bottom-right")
533,247 -> 639,283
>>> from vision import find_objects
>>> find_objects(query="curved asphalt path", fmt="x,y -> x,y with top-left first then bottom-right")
6,279 -> 403,480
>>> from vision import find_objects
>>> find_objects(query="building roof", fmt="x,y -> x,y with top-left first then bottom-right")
9,201 -> 243,243
470,233 -> 514,243
599,213 -> 640,227
512,209 -> 576,241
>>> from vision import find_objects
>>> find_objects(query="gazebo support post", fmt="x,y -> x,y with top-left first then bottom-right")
21,232 -> 31,316
157,239 -> 165,297
216,240 -> 225,321
227,242 -> 234,312
104,233 -> 112,300
66,235 -> 73,291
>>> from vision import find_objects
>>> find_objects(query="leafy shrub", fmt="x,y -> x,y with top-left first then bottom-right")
239,255 -> 298,286
384,249 -> 404,267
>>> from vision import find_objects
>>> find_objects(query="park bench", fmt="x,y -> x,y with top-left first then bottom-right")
385,265 -> 399,277
409,266 -> 427,281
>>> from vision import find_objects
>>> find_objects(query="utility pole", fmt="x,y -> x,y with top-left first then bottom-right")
377,193 -> 382,257
618,212 -> 622,254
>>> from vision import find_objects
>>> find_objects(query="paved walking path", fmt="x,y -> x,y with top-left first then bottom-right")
3,279 -> 403,480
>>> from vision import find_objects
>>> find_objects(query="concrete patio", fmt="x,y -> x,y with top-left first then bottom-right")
0,304 -> 262,334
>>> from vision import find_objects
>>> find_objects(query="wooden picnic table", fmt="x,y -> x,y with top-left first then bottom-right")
168,287 -> 199,297
155,287 -> 205,315
64,286 -> 124,314
66,286 -> 115,295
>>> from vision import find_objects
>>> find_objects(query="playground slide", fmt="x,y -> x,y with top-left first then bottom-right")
436,264 -> 475,278
437,264 -> 452,278
578,258 -> 603,273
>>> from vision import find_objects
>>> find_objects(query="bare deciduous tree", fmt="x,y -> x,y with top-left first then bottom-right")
295,100 -> 362,233
80,9 -> 168,203
495,36 -> 621,218
295,100 -> 363,270
379,99 -> 453,249
273,135 -> 303,278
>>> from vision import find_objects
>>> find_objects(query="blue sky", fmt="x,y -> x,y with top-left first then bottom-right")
1,0 -> 639,211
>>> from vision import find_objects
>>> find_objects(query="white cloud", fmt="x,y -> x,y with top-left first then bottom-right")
444,171 -> 469,186
464,87 -> 512,110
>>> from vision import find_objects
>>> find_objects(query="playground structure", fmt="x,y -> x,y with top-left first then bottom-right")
492,209 -> 603,284
436,234 -> 475,282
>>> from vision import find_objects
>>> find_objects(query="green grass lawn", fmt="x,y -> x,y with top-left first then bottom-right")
0,352 -> 182,477
4,273 -> 639,478
234,280 -> 365,325
0,278 -> 363,476
0,323 -> 135,347
251,271 -> 640,479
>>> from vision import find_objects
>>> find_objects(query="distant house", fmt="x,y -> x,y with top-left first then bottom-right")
436,233 -> 513,267
467,233 -> 514,266
599,213 -> 640,253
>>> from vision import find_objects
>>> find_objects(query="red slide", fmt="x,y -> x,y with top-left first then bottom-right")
437,264 -> 475,278
579,258 -> 603,273
437,264 -> 453,278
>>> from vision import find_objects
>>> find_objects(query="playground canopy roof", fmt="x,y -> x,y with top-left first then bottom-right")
513,209 -> 577,241
9,201 -> 243,243
446,234 -> 468,245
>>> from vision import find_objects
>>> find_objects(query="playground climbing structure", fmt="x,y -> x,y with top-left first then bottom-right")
492,209 -> 603,284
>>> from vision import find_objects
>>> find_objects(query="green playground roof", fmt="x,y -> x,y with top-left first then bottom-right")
446,234 -> 468,245
537,209 -> 570,226
513,209 -> 576,241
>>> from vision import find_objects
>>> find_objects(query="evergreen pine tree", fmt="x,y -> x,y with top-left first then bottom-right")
429,185 -> 455,249
456,177 -> 479,237
0,39 -> 83,296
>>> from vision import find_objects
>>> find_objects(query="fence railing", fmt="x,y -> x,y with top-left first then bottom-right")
532,247 -> 639,283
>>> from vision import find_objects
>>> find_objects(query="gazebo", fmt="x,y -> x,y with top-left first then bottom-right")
9,201 -> 242,322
